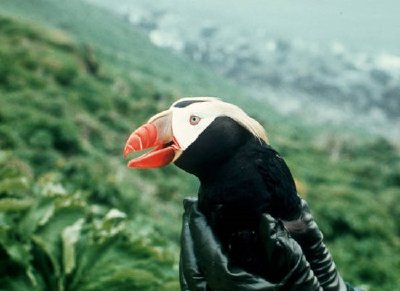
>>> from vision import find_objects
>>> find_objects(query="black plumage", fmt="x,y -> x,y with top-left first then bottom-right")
175,116 -> 301,280
124,99 -> 302,281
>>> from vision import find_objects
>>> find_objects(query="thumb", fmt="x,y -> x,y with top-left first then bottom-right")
259,214 -> 302,282
259,213 -> 290,253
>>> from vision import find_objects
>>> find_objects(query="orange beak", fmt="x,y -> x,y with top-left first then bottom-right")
123,110 -> 180,168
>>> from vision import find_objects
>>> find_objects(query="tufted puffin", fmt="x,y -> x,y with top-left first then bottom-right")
124,97 -> 301,280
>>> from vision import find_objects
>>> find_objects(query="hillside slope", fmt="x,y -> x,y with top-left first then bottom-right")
0,1 -> 399,290
0,15 -> 190,290
0,0 -> 245,99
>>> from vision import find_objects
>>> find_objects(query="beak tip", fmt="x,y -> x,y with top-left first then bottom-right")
123,144 -> 134,159
123,148 -> 129,159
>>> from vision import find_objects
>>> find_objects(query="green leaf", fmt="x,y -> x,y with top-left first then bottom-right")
0,176 -> 30,195
0,198 -> 33,212
62,218 -> 84,275
0,224 -> 32,269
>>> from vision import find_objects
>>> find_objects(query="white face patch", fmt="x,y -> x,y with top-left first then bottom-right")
169,97 -> 268,151
171,102 -> 221,150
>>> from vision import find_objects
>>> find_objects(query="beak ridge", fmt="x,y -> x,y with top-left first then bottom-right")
123,123 -> 157,158
123,110 -> 178,168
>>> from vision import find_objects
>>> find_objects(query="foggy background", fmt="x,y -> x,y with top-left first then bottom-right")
87,0 -> 400,140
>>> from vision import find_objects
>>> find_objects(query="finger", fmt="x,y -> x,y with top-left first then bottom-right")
183,197 -> 198,212
259,213 -> 289,254
188,205 -> 280,290
180,201 -> 208,290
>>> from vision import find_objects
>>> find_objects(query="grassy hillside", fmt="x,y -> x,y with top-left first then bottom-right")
0,0 -> 245,98
0,1 -> 399,290
0,14 -> 190,290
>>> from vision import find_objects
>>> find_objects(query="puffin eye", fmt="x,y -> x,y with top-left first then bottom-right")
189,115 -> 201,125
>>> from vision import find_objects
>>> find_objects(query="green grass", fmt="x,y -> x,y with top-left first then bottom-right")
0,1 -> 399,290
0,0 -> 245,98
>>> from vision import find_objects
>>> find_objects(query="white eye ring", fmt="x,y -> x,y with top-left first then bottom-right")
189,115 -> 201,125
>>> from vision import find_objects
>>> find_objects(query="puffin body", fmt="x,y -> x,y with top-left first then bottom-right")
124,97 -> 301,279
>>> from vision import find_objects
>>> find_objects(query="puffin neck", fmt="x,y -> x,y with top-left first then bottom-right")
197,137 -> 260,186
196,137 -> 270,229
175,116 -> 256,178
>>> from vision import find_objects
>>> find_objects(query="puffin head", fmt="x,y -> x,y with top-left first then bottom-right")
123,97 -> 268,176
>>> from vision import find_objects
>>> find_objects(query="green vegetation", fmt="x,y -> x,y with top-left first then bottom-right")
0,1 -> 399,290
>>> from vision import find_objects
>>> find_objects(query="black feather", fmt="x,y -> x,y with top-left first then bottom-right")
175,116 -> 301,280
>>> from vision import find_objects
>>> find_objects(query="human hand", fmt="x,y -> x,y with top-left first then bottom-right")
284,198 -> 348,291
180,198 -> 321,291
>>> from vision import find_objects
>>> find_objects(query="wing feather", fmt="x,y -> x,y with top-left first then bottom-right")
256,145 -> 301,220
